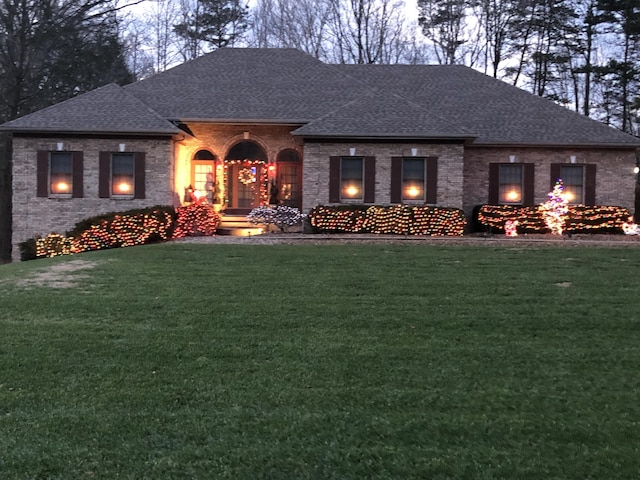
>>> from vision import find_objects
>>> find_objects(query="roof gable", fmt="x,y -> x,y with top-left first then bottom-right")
293,89 -> 475,140
124,48 -> 361,123
0,83 -> 181,135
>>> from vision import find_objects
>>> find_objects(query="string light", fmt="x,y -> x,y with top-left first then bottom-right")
477,204 -> 632,234
308,205 -> 466,236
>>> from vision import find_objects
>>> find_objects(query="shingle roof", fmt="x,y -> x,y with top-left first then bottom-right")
339,64 -> 640,146
0,83 -> 181,135
292,89 -> 475,139
2,48 -> 638,147
123,48 -> 360,123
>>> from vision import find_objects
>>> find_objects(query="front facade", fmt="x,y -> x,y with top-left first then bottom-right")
3,48 -> 639,259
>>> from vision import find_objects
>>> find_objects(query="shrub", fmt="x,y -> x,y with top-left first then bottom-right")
21,206 -> 176,260
308,205 -> 466,236
475,204 -> 631,234
172,203 -> 221,237
247,205 -> 305,232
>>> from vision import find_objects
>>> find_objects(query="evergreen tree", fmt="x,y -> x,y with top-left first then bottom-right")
173,0 -> 248,59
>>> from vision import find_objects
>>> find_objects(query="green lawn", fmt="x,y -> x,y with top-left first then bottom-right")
1,243 -> 639,479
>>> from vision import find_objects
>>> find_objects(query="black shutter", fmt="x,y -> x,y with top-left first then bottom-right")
72,151 -> 83,198
585,164 -> 596,205
99,152 -> 110,198
426,157 -> 438,204
36,151 -> 49,197
390,157 -> 402,204
329,156 -> 340,203
523,163 -> 535,206
364,156 -> 375,204
134,152 -> 146,199
488,163 -> 500,204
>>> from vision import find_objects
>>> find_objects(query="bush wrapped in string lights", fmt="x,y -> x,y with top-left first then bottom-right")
476,204 -> 632,234
248,205 -> 305,232
172,203 -> 221,238
308,205 -> 466,236
20,206 -> 176,261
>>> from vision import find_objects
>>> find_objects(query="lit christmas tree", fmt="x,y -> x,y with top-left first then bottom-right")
539,179 -> 569,235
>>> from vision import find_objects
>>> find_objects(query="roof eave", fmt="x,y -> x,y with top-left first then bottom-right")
293,132 -> 477,142
470,140 -> 640,149
3,127 -> 182,137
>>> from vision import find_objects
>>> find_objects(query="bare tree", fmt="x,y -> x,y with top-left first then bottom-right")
250,0 -> 332,59
327,0 -> 410,64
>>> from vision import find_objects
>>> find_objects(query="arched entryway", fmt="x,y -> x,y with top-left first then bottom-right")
275,148 -> 302,209
224,141 -> 268,212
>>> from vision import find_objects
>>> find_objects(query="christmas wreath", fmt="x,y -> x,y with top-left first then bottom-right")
238,167 -> 256,185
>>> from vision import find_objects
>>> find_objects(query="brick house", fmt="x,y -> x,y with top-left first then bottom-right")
2,48 -> 639,259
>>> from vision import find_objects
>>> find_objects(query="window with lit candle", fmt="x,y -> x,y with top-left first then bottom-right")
560,165 -> 584,204
50,152 -> 73,196
402,158 -> 425,202
112,153 -> 135,197
340,157 -> 364,201
498,164 -> 523,204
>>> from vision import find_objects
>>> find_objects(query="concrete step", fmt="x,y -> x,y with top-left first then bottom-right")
217,214 -> 263,236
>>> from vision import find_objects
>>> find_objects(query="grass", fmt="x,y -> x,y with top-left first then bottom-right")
1,242 -> 640,479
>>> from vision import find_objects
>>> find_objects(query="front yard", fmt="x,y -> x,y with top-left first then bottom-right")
1,243 -> 639,479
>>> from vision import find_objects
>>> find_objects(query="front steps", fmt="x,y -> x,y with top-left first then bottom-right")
217,214 -> 264,237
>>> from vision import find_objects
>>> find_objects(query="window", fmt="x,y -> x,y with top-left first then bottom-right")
499,164 -> 523,204
559,165 -> 584,204
99,151 -> 145,199
402,158 -> 425,202
488,163 -> 535,206
37,150 -> 83,198
550,163 -> 596,205
390,157 -> 438,204
50,152 -> 73,196
340,157 -> 364,201
329,156 -> 375,203
111,153 -> 135,196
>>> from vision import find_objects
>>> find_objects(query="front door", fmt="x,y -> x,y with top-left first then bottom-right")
227,162 -> 263,210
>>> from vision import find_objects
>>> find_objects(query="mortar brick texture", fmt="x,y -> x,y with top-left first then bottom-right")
11,136 -> 174,260
302,142 -> 465,212
462,147 -> 636,217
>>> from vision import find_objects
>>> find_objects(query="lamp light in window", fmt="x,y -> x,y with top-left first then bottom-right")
343,185 -> 360,198
53,181 -> 70,193
117,182 -> 132,194
506,190 -> 521,202
564,190 -> 575,202
405,185 -> 423,199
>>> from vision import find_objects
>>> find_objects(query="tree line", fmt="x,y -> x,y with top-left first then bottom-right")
0,0 -> 638,261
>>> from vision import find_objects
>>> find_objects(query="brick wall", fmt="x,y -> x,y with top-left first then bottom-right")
301,142 -> 465,212
463,146 -> 637,217
11,136 -> 174,260
184,124 -> 302,162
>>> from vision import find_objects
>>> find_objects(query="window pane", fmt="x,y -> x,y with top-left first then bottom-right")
278,164 -> 300,206
341,157 -> 363,200
560,165 -> 584,204
499,164 -> 522,204
50,152 -> 73,195
112,153 -> 134,196
402,158 -> 425,201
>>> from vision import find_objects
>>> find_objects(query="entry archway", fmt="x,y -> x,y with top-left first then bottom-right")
224,141 -> 268,211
